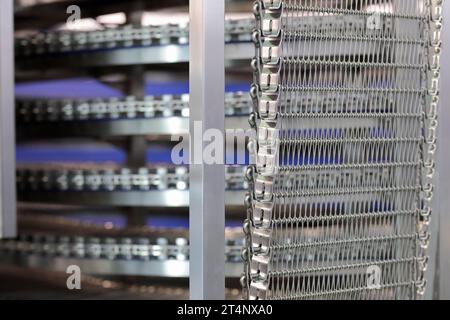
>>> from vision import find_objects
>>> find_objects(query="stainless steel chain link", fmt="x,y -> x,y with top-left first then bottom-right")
17,92 -> 252,123
17,165 -> 248,192
0,232 -> 244,263
15,19 -> 254,56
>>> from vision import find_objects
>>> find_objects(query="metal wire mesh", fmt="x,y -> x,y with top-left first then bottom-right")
242,0 -> 442,300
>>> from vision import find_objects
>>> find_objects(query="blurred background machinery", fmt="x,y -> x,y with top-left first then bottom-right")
1,0 -> 255,299
1,0 -> 449,300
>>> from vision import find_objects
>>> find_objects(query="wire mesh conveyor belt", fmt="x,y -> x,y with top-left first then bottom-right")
16,92 -> 252,123
15,19 -> 253,57
242,0 -> 442,300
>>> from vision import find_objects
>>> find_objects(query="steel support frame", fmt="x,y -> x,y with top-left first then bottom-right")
0,0 -> 16,239
434,0 -> 450,300
189,0 -> 226,299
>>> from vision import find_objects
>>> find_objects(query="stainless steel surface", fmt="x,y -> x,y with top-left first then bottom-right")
18,190 -> 246,208
189,0 -> 226,300
0,0 -> 17,239
243,0 -> 442,300
19,190 -> 190,208
16,43 -> 254,69
1,256 -> 242,278
436,0 -> 450,301
18,117 -> 250,138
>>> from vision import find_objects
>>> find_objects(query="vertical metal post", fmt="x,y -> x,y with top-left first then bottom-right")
124,9 -> 147,228
189,0 -> 225,299
0,0 -> 17,239
436,0 -> 450,300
